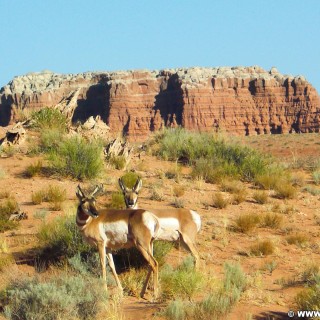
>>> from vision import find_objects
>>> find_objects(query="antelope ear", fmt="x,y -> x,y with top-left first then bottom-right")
133,178 -> 142,193
76,185 -> 85,200
118,178 -> 126,192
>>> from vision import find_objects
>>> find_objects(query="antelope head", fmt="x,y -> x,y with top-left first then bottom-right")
76,184 -> 103,218
118,177 -> 142,209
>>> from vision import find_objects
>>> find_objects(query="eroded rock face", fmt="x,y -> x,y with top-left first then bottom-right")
1,66 -> 319,140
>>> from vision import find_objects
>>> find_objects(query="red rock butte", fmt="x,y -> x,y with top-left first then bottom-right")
1,66 -> 319,140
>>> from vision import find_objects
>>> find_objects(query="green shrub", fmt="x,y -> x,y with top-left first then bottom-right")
3,274 -> 107,320
46,185 -> 67,210
0,197 -> 19,216
160,257 -> 204,301
32,107 -> 68,132
153,241 -> 174,267
108,155 -> 127,170
153,128 -> 268,182
25,160 -> 42,177
295,278 -> 320,311
48,135 -> 104,180
0,197 -> 20,232
274,183 -> 297,199
39,129 -> 64,153
31,190 -> 46,205
36,214 -> 93,265
312,170 -> 320,185
31,185 -> 66,210
162,262 -> 246,320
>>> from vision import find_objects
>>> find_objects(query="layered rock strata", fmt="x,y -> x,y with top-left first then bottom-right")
0,66 -> 319,140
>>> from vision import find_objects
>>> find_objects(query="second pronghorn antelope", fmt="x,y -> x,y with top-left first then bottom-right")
119,178 -> 201,270
118,177 -> 142,209
75,184 -> 160,298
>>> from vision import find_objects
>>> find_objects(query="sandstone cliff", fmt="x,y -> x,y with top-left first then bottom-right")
1,66 -> 319,140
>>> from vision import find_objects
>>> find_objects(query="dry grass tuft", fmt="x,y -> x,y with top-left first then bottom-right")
234,213 -> 260,234
252,190 -> 269,204
261,212 -> 283,229
250,240 -> 275,256
286,233 -> 309,247
212,192 -> 229,209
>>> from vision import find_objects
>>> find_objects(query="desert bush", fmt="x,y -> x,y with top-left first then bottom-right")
250,240 -> 275,256
32,107 -> 68,132
153,241 -> 174,267
286,233 -> 309,248
150,186 -> 165,201
46,185 -> 66,210
25,160 -> 42,177
252,190 -> 269,204
0,197 -> 19,216
120,268 -> 147,297
108,155 -> 127,170
295,278 -> 320,312
0,253 -> 15,271
0,145 -> 17,158
290,172 -> 306,187
274,182 -> 297,199
38,128 -> 64,154
160,256 -> 204,301
31,185 -> 66,210
31,190 -> 46,205
33,209 -> 49,220
166,164 -> 182,182
261,212 -> 283,229
231,190 -> 247,205
303,185 -> 320,196
162,262 -> 246,320
312,170 -> 320,185
48,135 -> 104,180
153,128 -> 268,182
36,214 -> 93,265
2,274 -> 107,320
220,179 -> 244,194
301,263 -> 320,285
212,192 -> 229,209
254,173 -> 280,190
0,197 -> 20,233
234,213 -> 260,234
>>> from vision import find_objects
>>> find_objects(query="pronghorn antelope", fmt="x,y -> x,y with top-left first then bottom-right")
118,177 -> 142,209
119,178 -> 201,270
75,184 -> 160,298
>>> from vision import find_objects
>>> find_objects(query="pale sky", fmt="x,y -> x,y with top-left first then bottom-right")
1,0 -> 320,92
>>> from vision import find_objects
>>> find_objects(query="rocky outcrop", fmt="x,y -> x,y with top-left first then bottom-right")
1,66 -> 319,140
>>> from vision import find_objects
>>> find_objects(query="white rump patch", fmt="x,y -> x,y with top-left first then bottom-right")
190,210 -> 201,232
